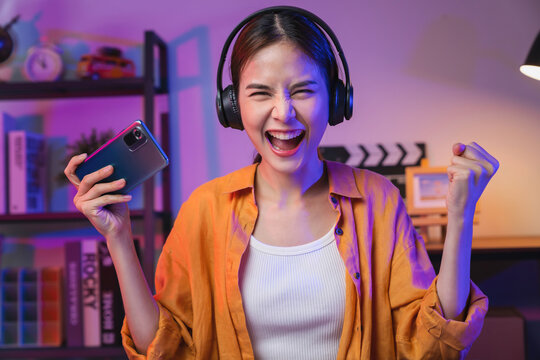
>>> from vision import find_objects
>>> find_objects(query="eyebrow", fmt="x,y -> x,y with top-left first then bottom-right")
290,80 -> 318,91
245,83 -> 273,91
245,80 -> 318,91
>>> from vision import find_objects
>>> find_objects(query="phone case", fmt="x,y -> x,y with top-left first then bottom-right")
75,120 -> 169,194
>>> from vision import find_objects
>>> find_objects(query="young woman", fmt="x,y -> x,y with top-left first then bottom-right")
64,7 -> 499,360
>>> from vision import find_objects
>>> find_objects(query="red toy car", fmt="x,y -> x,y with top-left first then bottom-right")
76,47 -> 135,79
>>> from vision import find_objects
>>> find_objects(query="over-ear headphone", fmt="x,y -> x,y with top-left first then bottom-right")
215,6 -> 353,130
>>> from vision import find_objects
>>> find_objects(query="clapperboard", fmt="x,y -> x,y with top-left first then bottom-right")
320,143 -> 426,199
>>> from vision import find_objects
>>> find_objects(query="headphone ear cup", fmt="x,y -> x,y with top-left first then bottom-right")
344,84 -> 353,120
216,90 -> 229,128
221,85 -> 244,130
329,80 -> 345,126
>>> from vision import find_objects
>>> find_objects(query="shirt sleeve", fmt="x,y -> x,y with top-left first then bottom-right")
121,301 -> 194,360
388,196 -> 488,360
120,210 -> 196,359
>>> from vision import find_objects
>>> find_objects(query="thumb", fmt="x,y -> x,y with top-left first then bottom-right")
452,142 -> 466,156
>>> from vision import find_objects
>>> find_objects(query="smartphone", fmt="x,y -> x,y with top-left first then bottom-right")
75,120 -> 169,194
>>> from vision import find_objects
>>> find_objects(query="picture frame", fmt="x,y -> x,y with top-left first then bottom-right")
405,165 -> 449,215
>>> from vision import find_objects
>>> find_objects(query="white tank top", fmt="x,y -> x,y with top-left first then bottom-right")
239,226 -> 347,360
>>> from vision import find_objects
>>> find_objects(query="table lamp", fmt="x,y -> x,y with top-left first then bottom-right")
520,30 -> 540,81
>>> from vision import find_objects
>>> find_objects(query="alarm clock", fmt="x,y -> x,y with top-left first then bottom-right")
23,43 -> 63,81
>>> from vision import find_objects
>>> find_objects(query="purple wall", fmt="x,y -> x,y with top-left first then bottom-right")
1,0 -> 539,238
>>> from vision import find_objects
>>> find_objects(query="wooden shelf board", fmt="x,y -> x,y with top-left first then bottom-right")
426,236 -> 540,254
0,346 -> 126,358
0,78 -> 166,100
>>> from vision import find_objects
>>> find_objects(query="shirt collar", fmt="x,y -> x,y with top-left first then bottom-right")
326,160 -> 363,199
222,163 -> 258,194
222,160 -> 363,199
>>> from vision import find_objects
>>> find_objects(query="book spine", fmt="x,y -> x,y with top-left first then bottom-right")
98,241 -> 124,346
19,268 -> 39,347
8,131 -> 46,214
81,239 -> 100,347
26,132 -> 46,213
0,113 -> 16,215
8,131 -> 26,214
40,267 -> 63,347
0,268 -> 20,347
64,241 -> 83,347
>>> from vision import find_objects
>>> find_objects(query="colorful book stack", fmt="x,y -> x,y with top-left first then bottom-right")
0,267 -> 63,347
64,239 -> 125,348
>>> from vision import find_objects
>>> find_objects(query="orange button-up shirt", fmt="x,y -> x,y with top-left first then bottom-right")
122,161 -> 488,359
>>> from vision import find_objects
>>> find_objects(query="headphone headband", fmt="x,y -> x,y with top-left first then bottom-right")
216,6 -> 353,129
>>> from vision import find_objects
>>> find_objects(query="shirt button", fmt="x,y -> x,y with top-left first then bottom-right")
354,272 -> 360,279
335,227 -> 343,236
330,196 -> 338,205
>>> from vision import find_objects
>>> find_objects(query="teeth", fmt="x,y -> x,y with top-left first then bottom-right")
267,130 -> 304,140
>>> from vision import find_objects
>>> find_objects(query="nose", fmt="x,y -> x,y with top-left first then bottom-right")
271,95 -> 295,122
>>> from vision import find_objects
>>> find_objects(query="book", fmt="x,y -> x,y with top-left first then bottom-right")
19,268 -> 39,347
0,113 -> 16,214
39,267 -> 63,347
64,241 -> 83,347
81,239 -> 101,347
8,130 -> 46,214
0,268 -> 19,347
98,241 -> 124,346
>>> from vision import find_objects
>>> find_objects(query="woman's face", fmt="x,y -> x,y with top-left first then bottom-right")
238,41 -> 329,176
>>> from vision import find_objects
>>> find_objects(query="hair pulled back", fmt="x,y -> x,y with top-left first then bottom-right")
230,9 -> 339,99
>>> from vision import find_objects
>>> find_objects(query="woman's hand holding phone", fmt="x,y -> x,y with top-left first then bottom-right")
65,153 -> 160,353
64,153 -> 133,241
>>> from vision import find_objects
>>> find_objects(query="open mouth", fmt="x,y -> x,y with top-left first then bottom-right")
265,130 -> 305,152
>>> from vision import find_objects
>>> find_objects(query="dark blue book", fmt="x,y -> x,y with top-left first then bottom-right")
98,241 -> 124,346
64,241 -> 83,347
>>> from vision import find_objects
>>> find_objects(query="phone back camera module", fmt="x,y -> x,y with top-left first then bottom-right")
124,127 -> 147,151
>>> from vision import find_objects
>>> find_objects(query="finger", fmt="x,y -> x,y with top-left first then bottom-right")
451,156 -> 489,185
64,153 -> 88,187
78,178 -> 127,202
468,142 -> 500,173
447,164 -> 476,203
77,165 -> 114,195
456,145 -> 496,176
452,143 -> 466,156
468,142 -> 492,160
447,164 -> 476,187
79,194 -> 132,214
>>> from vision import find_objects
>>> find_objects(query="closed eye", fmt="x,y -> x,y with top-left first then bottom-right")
245,83 -> 273,97
248,91 -> 271,97
293,89 -> 314,94
292,89 -> 315,98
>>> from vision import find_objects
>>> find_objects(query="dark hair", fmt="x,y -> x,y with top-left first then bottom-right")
231,10 -> 338,94
229,10 -> 339,164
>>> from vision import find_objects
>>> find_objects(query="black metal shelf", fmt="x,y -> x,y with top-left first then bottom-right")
0,346 -> 126,359
0,31 -> 170,358
0,78 -> 166,100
